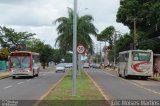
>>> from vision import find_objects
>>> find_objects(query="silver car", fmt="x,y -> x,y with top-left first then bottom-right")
56,63 -> 65,73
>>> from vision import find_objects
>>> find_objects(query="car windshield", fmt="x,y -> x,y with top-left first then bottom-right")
57,64 -> 64,67
10,57 -> 30,68
132,52 -> 151,61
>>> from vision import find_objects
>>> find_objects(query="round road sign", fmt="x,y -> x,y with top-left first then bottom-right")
77,45 -> 85,54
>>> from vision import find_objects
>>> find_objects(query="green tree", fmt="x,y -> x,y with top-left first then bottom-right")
52,49 -> 62,64
0,48 -> 9,60
63,52 -> 72,63
0,26 -> 34,51
54,8 -> 97,54
97,26 -> 115,46
116,0 -> 160,51
108,33 -> 132,62
27,38 -> 45,53
40,44 -> 53,67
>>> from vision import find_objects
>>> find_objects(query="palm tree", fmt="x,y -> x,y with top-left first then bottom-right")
97,26 -> 115,46
54,8 -> 97,54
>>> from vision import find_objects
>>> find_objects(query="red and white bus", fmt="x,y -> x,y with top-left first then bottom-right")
118,50 -> 153,79
9,51 -> 40,79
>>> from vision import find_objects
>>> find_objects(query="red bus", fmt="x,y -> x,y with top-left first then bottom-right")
9,51 -> 40,79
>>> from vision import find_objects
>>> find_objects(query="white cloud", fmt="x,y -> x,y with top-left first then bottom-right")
0,0 -> 129,48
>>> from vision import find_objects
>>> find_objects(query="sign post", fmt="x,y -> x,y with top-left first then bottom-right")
77,45 -> 85,75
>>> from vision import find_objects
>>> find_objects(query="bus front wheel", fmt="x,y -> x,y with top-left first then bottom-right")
12,76 -> 16,79
142,76 -> 148,80
118,70 -> 122,77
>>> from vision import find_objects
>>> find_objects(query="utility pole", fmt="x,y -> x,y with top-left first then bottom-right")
104,40 -> 107,67
96,44 -> 98,64
133,18 -> 137,50
113,32 -> 117,68
72,0 -> 77,96
127,17 -> 143,50
100,42 -> 102,64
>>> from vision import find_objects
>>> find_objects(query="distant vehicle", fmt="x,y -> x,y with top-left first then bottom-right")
64,63 -> 72,68
83,63 -> 90,68
118,50 -> 153,80
9,51 -> 40,79
90,63 -> 95,68
94,64 -> 101,69
56,63 -> 65,73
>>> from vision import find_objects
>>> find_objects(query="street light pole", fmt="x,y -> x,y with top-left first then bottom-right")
113,32 -> 117,68
100,42 -> 102,64
72,0 -> 77,96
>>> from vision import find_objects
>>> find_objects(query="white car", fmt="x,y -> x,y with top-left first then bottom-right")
65,63 -> 72,68
56,63 -> 65,73
83,63 -> 90,68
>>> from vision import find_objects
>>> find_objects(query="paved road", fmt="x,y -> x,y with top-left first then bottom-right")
86,68 -> 160,101
0,65 -> 65,106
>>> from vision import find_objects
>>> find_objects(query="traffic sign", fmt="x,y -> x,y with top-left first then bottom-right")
77,45 -> 85,54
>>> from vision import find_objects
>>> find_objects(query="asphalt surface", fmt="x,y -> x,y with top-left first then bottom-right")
86,68 -> 160,100
0,65 -> 65,106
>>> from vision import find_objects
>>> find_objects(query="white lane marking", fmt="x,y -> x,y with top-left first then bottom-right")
4,85 -> 12,89
17,82 -> 24,85
27,79 -> 31,82
102,71 -> 160,95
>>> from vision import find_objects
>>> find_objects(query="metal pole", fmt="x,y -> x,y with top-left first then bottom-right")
78,54 -> 81,75
113,32 -> 117,67
104,40 -> 107,67
100,42 -> 101,64
133,18 -> 136,50
96,44 -> 98,64
72,0 -> 77,96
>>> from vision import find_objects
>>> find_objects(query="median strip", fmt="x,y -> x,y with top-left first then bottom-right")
38,70 -> 110,106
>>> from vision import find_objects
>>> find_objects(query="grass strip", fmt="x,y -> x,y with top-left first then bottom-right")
0,75 -> 10,79
149,77 -> 160,81
39,70 -> 110,106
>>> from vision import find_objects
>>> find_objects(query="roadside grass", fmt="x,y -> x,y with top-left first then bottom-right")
0,72 -> 10,79
39,70 -> 110,106
149,77 -> 160,81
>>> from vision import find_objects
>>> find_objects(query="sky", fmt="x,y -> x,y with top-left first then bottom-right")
0,0 -> 129,48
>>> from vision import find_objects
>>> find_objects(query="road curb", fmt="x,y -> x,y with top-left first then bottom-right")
33,71 -> 68,106
84,70 -> 111,105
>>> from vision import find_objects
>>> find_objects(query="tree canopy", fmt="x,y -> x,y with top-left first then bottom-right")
0,26 -> 35,51
116,0 -> 160,52
55,8 -> 97,54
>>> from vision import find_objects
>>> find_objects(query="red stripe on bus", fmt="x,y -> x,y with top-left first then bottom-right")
131,62 -> 150,73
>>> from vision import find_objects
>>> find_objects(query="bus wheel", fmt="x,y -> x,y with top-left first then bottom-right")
32,70 -> 35,78
118,69 -> 121,77
12,76 -> 16,79
142,77 -> 148,80
35,74 -> 39,77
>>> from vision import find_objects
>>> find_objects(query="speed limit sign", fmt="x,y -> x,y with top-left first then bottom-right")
77,45 -> 85,54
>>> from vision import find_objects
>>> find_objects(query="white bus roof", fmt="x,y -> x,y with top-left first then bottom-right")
119,50 -> 152,54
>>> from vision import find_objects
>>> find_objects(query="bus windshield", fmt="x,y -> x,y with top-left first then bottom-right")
10,57 -> 30,68
132,52 -> 151,61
